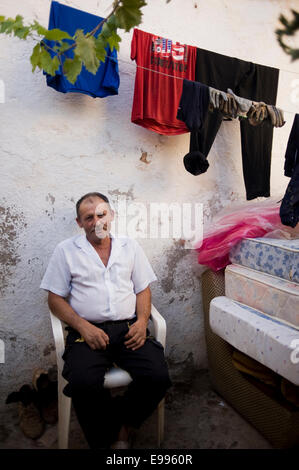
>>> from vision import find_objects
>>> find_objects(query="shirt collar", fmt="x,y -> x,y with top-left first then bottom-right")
74,233 -> 128,267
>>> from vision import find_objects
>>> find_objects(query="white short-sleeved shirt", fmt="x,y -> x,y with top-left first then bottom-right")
40,234 -> 157,322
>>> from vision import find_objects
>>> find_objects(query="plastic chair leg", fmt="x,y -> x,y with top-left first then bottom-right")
58,376 -> 72,449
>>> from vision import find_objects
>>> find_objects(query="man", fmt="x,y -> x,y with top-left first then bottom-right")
40,192 -> 171,449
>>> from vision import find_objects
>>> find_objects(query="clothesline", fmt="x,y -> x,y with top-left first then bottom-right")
111,55 -> 298,116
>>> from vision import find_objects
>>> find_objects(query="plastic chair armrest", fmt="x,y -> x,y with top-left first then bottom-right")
49,311 -> 66,376
150,304 -> 166,348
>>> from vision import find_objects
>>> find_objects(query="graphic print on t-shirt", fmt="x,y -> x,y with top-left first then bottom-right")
131,29 -> 196,135
151,37 -> 188,71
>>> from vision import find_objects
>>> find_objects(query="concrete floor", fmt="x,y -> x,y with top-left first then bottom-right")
1,369 -> 273,449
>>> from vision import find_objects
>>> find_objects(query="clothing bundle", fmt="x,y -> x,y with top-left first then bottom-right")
207,87 -> 285,126
130,30 -> 292,201
177,81 -> 285,134
40,8 -> 298,219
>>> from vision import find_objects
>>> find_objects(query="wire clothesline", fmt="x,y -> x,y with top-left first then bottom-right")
107,54 -> 299,116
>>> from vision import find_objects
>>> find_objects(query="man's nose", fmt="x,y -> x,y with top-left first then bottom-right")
91,215 -> 98,226
95,217 -> 104,226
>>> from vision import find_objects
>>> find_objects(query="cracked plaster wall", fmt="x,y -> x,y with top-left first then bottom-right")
0,0 -> 299,409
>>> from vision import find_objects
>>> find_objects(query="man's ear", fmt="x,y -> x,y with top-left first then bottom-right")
76,217 -> 83,228
110,209 -> 115,221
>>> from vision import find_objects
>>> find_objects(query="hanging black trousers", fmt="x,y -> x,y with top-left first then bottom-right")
189,47 -> 279,200
61,317 -> 172,449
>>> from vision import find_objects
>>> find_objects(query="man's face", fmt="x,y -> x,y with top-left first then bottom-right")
76,197 -> 114,242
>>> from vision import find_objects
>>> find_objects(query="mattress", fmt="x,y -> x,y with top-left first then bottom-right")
225,264 -> 299,327
229,238 -> 299,283
209,296 -> 299,385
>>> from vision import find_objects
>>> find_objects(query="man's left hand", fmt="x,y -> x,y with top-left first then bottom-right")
124,320 -> 147,351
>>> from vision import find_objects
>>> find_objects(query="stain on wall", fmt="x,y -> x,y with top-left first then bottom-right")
167,352 -> 195,383
0,204 -> 25,295
108,186 -> 135,201
140,151 -> 151,164
160,240 -> 191,293
43,344 -> 55,356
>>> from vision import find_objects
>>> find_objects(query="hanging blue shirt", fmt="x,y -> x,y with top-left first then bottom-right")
45,1 -> 119,98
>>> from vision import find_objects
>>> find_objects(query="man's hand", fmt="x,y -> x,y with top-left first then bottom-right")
79,322 -> 110,350
124,319 -> 147,351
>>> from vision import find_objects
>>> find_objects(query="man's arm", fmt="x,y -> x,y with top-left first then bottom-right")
124,286 -> 151,351
48,291 -> 109,350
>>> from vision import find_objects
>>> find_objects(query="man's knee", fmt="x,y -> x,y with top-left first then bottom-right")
139,340 -> 172,390
135,367 -> 172,393
151,369 -> 172,391
63,369 -> 106,395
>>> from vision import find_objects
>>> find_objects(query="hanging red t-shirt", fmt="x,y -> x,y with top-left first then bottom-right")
131,28 -> 197,135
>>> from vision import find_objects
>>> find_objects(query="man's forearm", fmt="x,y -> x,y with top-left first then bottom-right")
48,292 -> 110,350
135,286 -> 151,325
48,291 -> 87,333
124,286 -> 151,350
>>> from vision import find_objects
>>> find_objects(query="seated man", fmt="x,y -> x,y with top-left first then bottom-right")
40,192 -> 172,449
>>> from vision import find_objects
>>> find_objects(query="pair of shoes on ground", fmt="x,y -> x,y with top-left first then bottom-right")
6,384 -> 45,440
6,366 -> 58,440
32,367 -> 58,425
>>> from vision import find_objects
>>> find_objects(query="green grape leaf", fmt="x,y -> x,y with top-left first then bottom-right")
74,29 -> 99,74
63,56 -> 82,84
106,14 -> 119,30
39,48 -> 60,75
43,28 -> 72,41
101,21 -> 112,39
95,36 -> 107,62
107,30 -> 121,51
57,41 -> 72,53
12,15 -> 24,29
115,0 -> 146,32
30,43 -> 42,72
0,18 -> 15,34
31,21 -> 48,36
13,16 -> 30,40
14,27 -> 30,39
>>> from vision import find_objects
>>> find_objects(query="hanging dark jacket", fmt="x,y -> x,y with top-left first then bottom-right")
280,114 -> 299,228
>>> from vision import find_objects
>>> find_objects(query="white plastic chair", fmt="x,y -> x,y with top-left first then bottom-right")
49,305 -> 166,449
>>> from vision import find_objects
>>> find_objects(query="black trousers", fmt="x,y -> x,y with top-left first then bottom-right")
190,47 -> 279,200
62,318 -> 172,449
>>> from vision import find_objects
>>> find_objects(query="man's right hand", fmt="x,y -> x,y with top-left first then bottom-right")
47,292 -> 109,350
78,322 -> 109,350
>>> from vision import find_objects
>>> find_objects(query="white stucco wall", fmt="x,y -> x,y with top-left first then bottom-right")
0,0 -> 299,408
